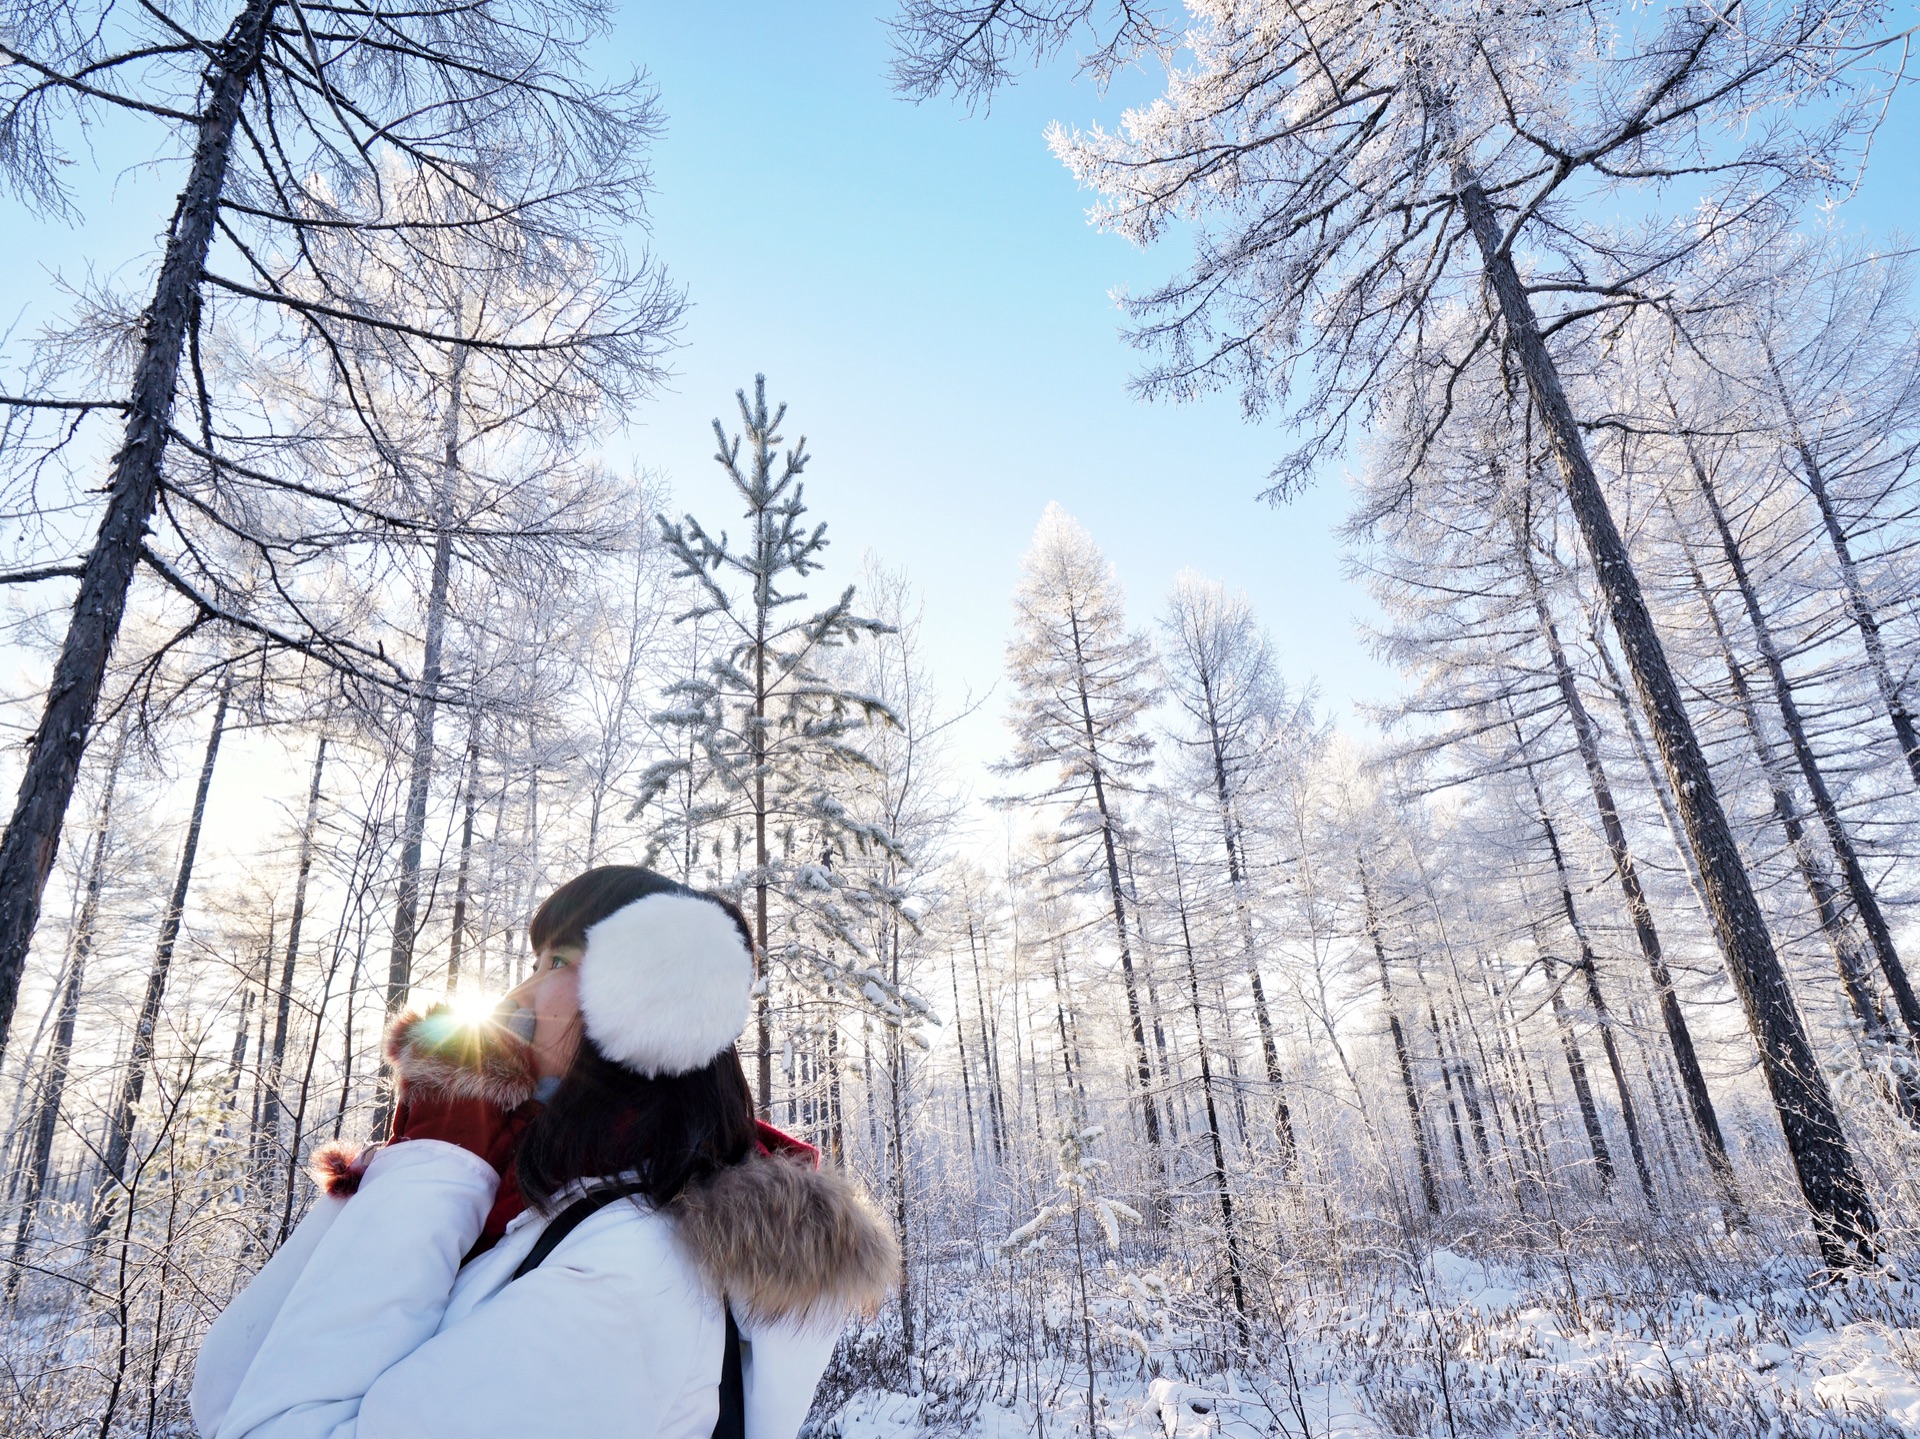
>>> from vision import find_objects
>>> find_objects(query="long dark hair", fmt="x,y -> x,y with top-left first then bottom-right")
514,866 -> 758,1211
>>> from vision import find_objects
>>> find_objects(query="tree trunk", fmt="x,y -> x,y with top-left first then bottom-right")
1586,614 -> 1721,937
753,533 -> 772,1118
1542,971 -> 1614,1187
1459,173 -> 1875,1266
331,818 -> 385,1143
1576,958 -> 1657,1204
1124,844 -> 1178,1125
964,915 -> 1008,1159
335,942 -> 360,1141
1068,616 -> 1160,1150
1424,991 -> 1474,1186
1358,856 -> 1440,1215
1685,440 -> 1920,1043
1216,979 -> 1250,1144
1761,341 -> 1920,787
826,1025 -> 845,1163
1673,516 -> 1920,1124
91,669 -> 231,1242
1511,726 -> 1655,1202
1409,957 -> 1474,1186
884,910 -> 915,1359
1497,978 -> 1554,1199
1072,1195 -> 1096,1439
888,1018 -> 914,1357
257,735 -> 326,1182
1630,1009 -> 1686,1181
1452,962 -> 1516,1165
381,347 -> 468,1101
0,0 -> 281,1063
511,737 -> 540,986
1051,942 -> 1089,1112
1199,674 -> 1297,1166
278,918 -> 350,1245
1471,962 -> 1539,1203
948,951 -> 978,1157
221,964 -> 258,1131
246,921 -> 275,1166
7,728 -> 126,1292
1168,830 -> 1247,1338
446,734 -> 480,991
1443,1004 -> 1494,1162
1516,525 -> 1739,1207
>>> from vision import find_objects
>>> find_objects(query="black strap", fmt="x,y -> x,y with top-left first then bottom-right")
715,1306 -> 746,1439
511,1184 -> 746,1439
509,1184 -> 645,1280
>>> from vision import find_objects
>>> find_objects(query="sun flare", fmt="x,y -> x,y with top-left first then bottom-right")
440,990 -> 503,1028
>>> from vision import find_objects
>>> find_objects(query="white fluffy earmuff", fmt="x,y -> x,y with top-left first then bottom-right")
576,891 -> 755,1077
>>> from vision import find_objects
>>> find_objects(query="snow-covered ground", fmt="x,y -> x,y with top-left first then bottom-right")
815,1246 -> 1920,1439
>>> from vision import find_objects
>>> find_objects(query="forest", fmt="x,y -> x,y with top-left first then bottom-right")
2,0 -> 1920,1434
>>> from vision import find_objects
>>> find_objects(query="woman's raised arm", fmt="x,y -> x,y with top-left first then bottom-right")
206,1139 -> 497,1439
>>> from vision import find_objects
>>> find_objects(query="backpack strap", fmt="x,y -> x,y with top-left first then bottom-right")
510,1183 -> 747,1439
509,1183 -> 645,1281
715,1305 -> 746,1439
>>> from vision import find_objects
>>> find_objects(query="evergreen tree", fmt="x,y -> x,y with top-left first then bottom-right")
638,376 -> 917,1115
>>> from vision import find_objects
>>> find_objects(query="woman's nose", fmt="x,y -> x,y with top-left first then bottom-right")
498,972 -> 541,1010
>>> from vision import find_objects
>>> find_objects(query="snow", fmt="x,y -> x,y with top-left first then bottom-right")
811,1248 -> 1920,1439
833,1391 -> 926,1439
1145,1379 -> 1216,1439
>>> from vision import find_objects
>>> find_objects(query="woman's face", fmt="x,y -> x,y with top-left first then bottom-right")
500,942 -> 584,1080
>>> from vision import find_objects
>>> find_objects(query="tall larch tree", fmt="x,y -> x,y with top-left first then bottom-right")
0,0 -> 679,1063
1001,504 -> 1165,1154
1160,572 -> 1301,1165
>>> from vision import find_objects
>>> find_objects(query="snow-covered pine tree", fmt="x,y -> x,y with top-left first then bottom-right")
1000,505 -> 1165,1157
637,376 -> 920,1114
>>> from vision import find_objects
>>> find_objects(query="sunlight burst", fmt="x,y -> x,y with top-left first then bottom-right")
440,989 -> 503,1028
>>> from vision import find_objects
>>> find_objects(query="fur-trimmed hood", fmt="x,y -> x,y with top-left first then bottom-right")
671,1152 -> 898,1327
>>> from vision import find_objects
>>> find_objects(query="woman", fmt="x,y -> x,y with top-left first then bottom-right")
190,866 -> 897,1439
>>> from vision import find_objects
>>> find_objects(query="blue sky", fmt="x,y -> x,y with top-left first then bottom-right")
600,5 -> 1920,784
5,4 -> 1918,797
600,7 -> 1385,770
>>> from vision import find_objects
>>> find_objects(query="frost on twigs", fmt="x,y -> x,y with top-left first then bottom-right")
999,1124 -> 1162,1402
1002,1126 -> 1141,1260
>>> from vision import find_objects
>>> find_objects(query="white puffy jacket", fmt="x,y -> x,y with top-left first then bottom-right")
190,1137 -> 896,1439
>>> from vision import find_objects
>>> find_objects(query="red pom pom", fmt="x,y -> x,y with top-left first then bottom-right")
309,1140 -> 375,1197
